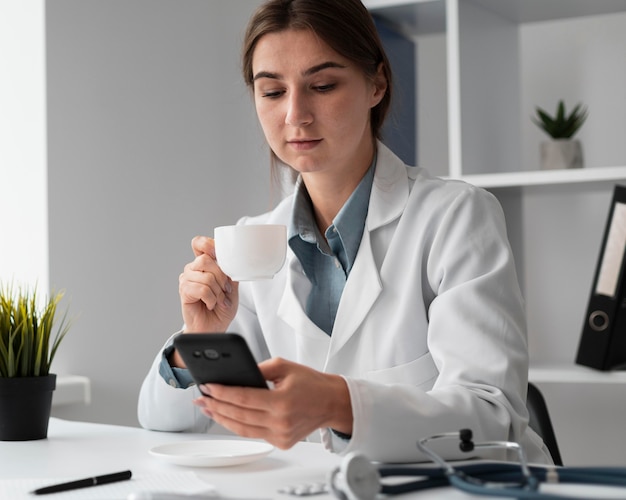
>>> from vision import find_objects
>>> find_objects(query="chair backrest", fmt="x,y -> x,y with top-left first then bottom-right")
526,382 -> 563,466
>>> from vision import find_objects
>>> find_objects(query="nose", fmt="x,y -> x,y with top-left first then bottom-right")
285,89 -> 313,127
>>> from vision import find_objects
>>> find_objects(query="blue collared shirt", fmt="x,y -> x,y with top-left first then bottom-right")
288,161 -> 375,335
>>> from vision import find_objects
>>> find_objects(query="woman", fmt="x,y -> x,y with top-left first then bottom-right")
138,0 -> 552,464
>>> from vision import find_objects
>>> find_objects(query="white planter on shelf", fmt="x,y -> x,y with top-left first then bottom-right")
540,139 -> 583,170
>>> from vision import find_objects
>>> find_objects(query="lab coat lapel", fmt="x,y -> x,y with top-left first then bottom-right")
328,143 -> 410,358
276,255 -> 332,370
329,228 -> 382,358
276,257 -> 312,333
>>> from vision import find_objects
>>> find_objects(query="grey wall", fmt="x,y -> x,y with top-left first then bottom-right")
46,0 -> 270,426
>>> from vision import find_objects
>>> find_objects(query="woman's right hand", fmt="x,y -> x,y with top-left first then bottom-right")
178,236 -> 239,335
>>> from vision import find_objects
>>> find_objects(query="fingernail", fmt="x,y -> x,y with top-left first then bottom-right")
222,298 -> 232,309
225,280 -> 232,294
200,384 -> 212,396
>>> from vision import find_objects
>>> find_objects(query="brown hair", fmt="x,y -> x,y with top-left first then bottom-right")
242,0 -> 393,141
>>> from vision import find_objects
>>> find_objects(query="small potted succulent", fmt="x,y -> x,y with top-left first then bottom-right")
532,100 -> 588,170
0,283 -> 72,440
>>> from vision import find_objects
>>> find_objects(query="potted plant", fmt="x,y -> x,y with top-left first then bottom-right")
0,283 -> 72,440
532,100 -> 588,170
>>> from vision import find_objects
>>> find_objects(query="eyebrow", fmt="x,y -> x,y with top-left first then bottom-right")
253,61 -> 347,82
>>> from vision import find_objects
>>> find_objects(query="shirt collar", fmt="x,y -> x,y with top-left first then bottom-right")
288,156 -> 376,273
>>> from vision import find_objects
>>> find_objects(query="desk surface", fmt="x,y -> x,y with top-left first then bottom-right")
1,419 -> 624,500
1,419 -> 345,500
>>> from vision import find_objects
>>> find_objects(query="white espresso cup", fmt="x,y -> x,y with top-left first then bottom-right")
214,224 -> 287,281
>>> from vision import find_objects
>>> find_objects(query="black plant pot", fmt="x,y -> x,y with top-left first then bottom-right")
0,374 -> 56,441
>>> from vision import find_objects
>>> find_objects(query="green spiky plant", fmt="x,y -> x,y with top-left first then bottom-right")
532,100 -> 588,139
0,284 -> 72,378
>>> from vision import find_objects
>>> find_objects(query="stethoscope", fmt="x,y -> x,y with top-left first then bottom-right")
328,429 -> 626,500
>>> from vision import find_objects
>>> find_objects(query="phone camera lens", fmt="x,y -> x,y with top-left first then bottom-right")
203,349 -> 220,360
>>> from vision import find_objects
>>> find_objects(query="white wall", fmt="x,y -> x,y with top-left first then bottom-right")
415,32 -> 448,178
47,0 -> 269,426
0,0 -> 48,293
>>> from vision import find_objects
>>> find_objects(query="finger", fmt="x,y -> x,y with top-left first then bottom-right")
180,280 -> 219,310
184,255 -> 231,295
199,407 -> 271,442
197,398 -> 297,447
257,357 -> 290,381
194,387 -> 310,450
201,384 -> 271,411
191,236 -> 216,258
193,392 -> 270,434
186,253 -> 221,275
204,406 -> 303,450
187,254 -> 234,292
180,271 -> 229,310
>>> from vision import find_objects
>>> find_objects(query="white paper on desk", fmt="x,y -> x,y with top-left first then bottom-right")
1,471 -> 216,500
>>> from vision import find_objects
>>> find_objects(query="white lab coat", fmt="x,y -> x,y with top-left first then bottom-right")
138,143 -> 552,465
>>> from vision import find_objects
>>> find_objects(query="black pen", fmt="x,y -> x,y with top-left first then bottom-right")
32,470 -> 132,495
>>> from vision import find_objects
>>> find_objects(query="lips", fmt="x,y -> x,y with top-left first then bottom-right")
287,138 -> 322,151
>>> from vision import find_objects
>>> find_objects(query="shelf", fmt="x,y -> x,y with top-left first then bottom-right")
364,0 -> 438,9
457,165 -> 626,189
530,363 -> 626,384
470,0 -> 626,24
366,0 -> 626,24
365,0 -> 446,35
53,374 -> 91,407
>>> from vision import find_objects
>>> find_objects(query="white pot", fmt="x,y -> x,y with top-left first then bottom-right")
540,139 -> 583,170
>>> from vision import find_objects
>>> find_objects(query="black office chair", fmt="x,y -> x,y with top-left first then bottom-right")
526,382 -> 563,466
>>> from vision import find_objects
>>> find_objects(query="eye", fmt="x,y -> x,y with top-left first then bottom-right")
260,89 -> 285,99
313,83 -> 336,93
254,82 -> 285,99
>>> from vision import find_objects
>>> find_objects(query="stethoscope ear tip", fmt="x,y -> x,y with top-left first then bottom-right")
459,428 -> 474,452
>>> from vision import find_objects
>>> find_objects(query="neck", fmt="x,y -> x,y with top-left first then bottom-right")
302,145 -> 375,233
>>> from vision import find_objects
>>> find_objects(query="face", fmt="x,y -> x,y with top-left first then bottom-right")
251,29 -> 386,180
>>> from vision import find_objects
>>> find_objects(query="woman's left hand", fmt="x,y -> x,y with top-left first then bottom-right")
192,358 -> 353,449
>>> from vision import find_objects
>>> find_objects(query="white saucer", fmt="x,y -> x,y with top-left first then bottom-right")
149,439 -> 274,467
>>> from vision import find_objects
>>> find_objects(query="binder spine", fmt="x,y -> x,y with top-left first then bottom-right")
576,185 -> 626,370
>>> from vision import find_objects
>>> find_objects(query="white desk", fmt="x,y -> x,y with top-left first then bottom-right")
1,419 -> 624,500
1,419 -> 342,500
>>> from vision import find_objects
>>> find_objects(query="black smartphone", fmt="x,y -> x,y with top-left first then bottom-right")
173,333 -> 268,389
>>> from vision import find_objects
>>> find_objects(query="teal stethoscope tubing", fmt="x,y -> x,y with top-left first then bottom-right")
377,462 -> 626,498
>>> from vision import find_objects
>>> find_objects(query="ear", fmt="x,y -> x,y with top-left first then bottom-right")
369,62 -> 388,108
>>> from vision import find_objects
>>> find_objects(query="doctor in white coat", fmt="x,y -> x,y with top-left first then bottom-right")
138,0 -> 552,465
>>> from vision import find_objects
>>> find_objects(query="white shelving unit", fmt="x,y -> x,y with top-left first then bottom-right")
53,375 -> 91,407
461,165 -> 626,189
366,0 -> 626,464
529,363 -> 626,384
366,0 -> 626,180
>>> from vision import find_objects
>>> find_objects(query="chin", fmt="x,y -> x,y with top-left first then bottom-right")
280,155 -> 322,174
290,162 -> 324,175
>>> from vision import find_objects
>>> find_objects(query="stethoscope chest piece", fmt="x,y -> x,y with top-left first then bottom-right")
329,452 -> 381,500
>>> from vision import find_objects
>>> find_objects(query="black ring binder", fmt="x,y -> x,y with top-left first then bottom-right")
576,184 -> 626,370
